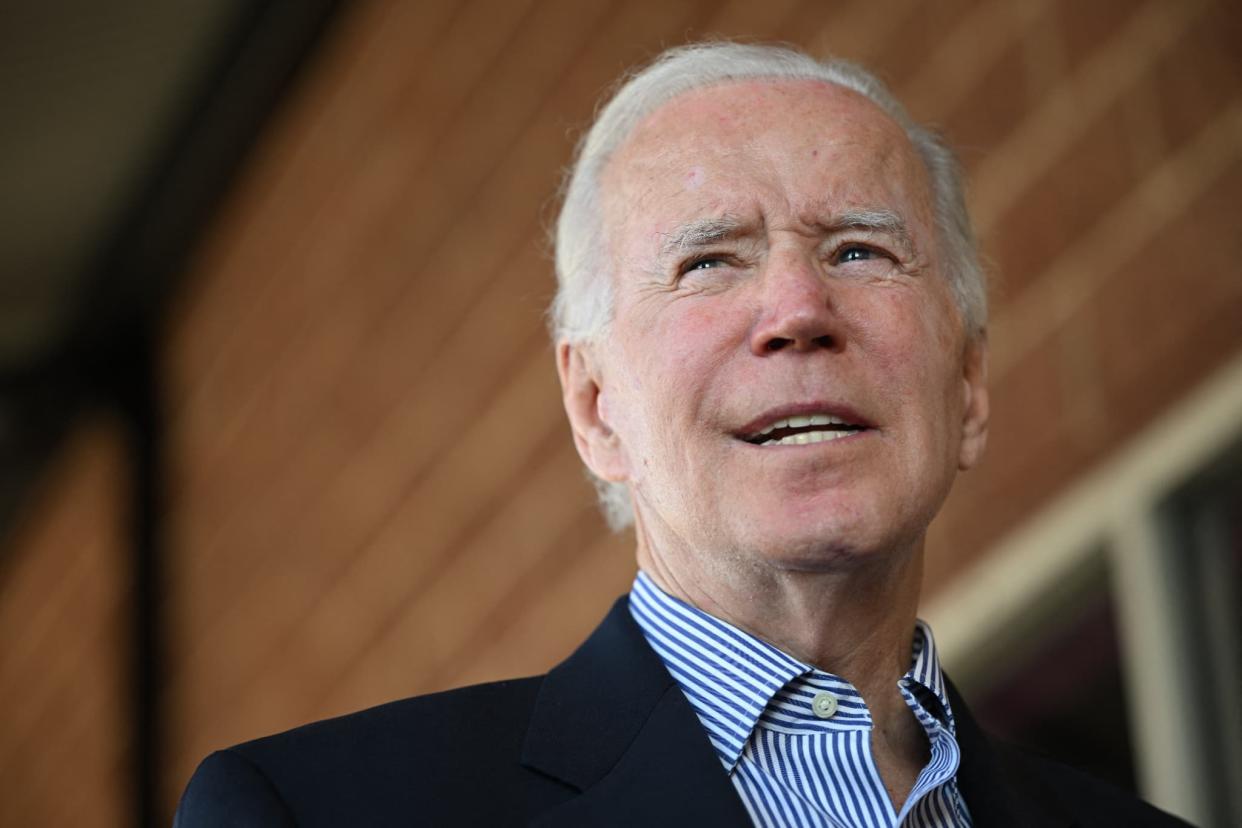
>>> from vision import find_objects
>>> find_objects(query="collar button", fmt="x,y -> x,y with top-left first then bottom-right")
811,691 -> 838,719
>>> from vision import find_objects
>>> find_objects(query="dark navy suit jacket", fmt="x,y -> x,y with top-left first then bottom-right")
175,597 -> 1189,827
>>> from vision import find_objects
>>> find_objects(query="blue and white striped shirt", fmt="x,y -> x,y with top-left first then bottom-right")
629,571 -> 971,828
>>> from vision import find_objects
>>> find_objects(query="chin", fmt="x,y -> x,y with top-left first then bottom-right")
725,491 -> 909,571
763,543 -> 874,573
728,507 -> 889,573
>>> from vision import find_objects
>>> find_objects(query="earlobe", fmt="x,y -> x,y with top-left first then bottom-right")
957,336 -> 990,471
556,340 -> 629,482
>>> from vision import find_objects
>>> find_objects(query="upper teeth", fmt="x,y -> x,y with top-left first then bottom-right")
748,413 -> 860,445
775,414 -> 847,430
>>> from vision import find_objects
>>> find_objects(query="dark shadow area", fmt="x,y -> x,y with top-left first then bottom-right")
971,558 -> 1138,793
1159,439 -> 1242,828
0,3 -> 344,824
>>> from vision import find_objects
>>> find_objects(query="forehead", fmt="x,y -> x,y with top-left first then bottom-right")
600,79 -> 931,241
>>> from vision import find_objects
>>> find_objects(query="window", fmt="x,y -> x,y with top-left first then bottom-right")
927,352 -> 1242,827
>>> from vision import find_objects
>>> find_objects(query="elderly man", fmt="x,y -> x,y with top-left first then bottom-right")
176,43 -> 1186,827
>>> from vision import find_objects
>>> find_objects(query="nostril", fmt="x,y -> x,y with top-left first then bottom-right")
813,335 -> 834,349
765,338 -> 791,352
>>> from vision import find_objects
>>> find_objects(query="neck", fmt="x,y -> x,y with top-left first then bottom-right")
634,517 -> 926,754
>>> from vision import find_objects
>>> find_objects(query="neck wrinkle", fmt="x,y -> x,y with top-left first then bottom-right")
633,511 -> 927,748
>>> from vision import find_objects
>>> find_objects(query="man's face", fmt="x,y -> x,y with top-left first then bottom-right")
562,79 -> 988,571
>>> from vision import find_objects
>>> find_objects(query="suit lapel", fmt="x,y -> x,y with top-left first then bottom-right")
522,597 -> 751,827
523,598 -> 1080,828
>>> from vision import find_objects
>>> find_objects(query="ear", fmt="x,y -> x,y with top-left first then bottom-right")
556,339 -> 630,482
957,334 -> 989,471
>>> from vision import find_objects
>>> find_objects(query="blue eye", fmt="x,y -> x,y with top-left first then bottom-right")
838,245 -> 876,263
684,257 -> 727,272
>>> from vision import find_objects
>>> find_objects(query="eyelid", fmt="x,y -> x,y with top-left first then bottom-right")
828,224 -> 912,257
828,239 -> 894,264
679,252 -> 735,274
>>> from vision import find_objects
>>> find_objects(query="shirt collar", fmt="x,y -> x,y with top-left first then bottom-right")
628,570 -> 956,772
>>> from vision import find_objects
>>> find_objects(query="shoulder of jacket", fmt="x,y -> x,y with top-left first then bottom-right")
233,674 -> 547,758
177,675 -> 554,826
993,741 -> 1193,828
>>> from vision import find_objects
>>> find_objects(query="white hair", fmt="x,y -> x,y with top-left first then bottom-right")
551,41 -> 987,530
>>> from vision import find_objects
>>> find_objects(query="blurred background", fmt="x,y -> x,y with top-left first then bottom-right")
1,0 -> 1239,825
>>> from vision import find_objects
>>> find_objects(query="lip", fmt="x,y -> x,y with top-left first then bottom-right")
732,401 -> 876,442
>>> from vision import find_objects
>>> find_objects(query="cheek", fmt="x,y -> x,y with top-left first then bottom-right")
666,299 -> 729,339
847,292 -> 925,371
852,290 -> 965,421
648,301 -> 742,375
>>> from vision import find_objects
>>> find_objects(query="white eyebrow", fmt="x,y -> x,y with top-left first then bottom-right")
658,217 -> 747,260
824,208 -> 914,252
654,208 -> 916,264
829,208 -> 909,238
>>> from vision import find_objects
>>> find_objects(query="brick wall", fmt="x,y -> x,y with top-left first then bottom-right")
1,0 -> 1239,823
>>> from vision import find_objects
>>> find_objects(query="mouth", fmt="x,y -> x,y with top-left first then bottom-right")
737,410 -> 872,447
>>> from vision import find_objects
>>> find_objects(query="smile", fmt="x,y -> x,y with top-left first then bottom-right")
742,413 -> 868,446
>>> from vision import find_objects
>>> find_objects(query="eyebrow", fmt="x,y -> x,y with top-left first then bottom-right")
655,208 -> 916,263
657,217 -> 749,261
823,208 -> 914,251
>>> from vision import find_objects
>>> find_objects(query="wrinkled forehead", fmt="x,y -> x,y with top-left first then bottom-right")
599,78 -> 932,243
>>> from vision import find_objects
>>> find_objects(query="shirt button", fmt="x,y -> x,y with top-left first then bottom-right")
811,692 -> 839,719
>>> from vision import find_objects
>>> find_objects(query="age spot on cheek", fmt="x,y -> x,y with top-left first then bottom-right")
684,166 -> 705,190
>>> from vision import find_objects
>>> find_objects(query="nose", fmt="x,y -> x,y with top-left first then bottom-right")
748,253 -> 842,355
